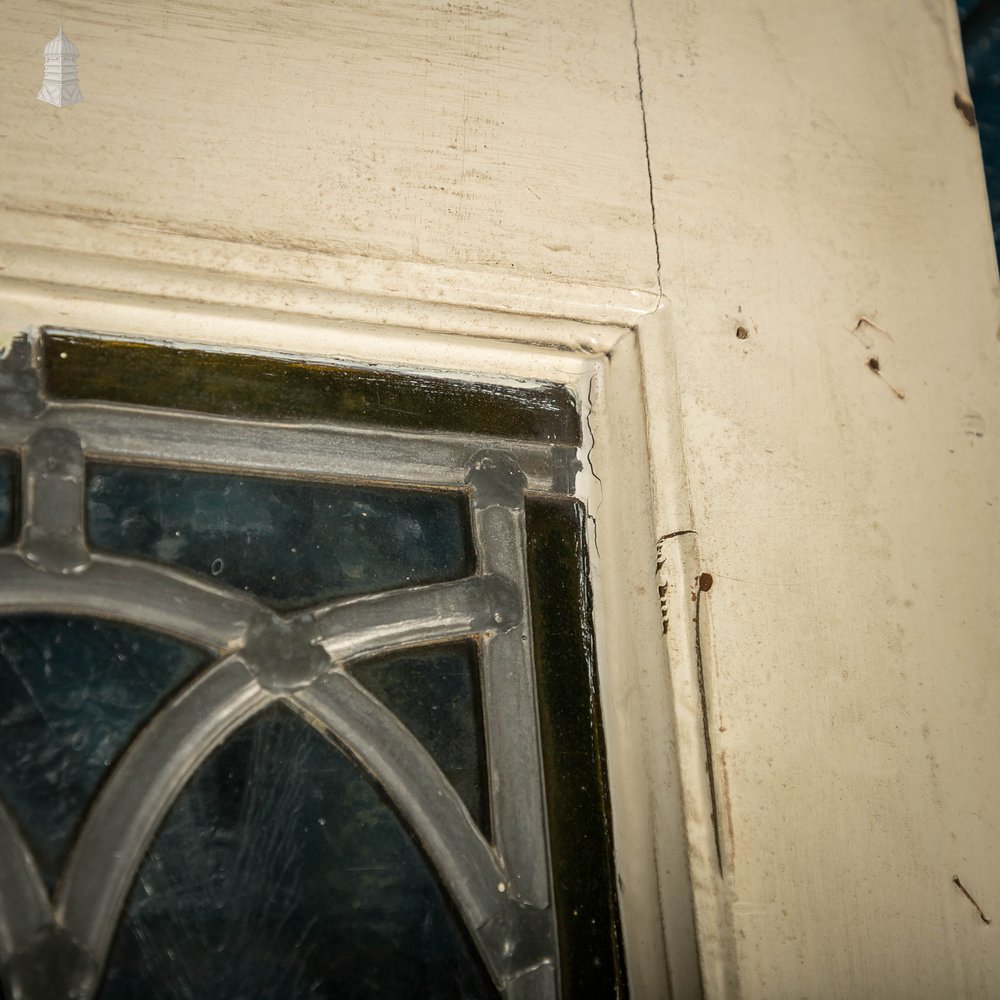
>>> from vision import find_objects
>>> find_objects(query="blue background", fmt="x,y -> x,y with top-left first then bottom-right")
959,0 -> 1000,262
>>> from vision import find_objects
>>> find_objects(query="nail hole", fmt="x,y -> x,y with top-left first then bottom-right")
699,572 -> 714,592
736,326 -> 749,340
867,357 -> 880,373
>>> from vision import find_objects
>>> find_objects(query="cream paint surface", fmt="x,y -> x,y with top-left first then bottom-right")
2,0 -> 999,997
634,0 -> 1000,997
0,0 -> 657,317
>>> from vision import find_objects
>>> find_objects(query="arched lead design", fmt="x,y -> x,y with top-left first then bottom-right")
311,574 -> 519,663
0,800 -> 49,960
291,673 -> 525,982
0,559 -> 542,998
0,548 -> 517,670
55,655 -> 271,965
0,551 -> 262,653
0,383 -> 562,999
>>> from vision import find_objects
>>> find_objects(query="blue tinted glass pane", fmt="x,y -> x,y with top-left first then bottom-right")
0,616 -> 208,890
87,464 -> 473,611
100,704 -> 497,1000
351,642 -> 488,833
0,452 -> 15,545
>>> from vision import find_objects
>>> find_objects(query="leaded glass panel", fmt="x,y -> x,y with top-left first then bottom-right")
0,329 -> 625,1000
0,618 -> 208,892
351,642 -> 489,832
100,703 -> 497,1000
87,463 -> 473,610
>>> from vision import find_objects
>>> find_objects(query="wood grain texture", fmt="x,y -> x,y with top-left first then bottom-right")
634,0 -> 1000,996
0,0 -> 658,316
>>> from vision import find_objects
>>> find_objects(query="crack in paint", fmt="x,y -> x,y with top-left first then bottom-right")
693,575 -> 723,875
629,0 -> 663,300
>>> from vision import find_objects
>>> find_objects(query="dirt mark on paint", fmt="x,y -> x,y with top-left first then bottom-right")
953,876 -> 992,925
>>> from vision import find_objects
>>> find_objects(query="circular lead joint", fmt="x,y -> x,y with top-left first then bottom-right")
6,923 -> 98,1000
241,610 -> 331,692
465,450 -> 527,510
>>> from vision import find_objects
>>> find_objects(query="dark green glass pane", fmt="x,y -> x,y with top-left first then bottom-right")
525,496 -> 627,999
87,464 -> 473,611
0,616 -> 208,891
351,642 -> 489,833
0,453 -> 15,545
100,703 -> 498,1000
43,331 -> 582,445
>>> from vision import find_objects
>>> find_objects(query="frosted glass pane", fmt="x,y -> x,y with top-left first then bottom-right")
351,642 -> 488,832
87,464 -> 473,611
100,704 -> 497,1000
0,616 -> 207,891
